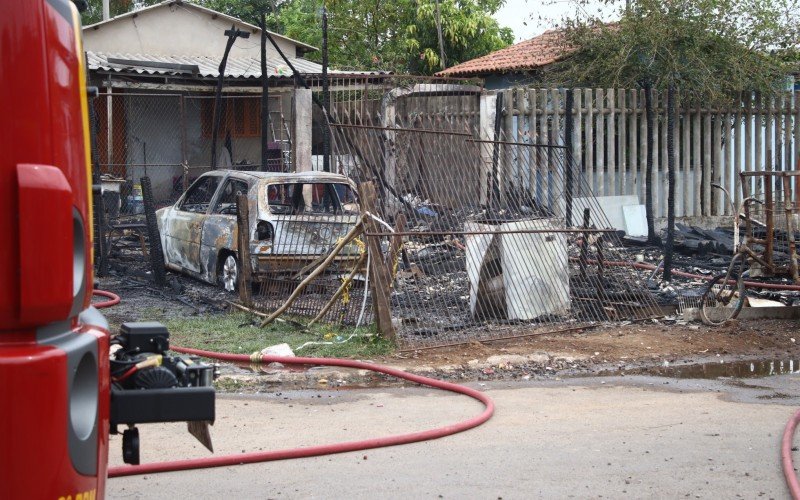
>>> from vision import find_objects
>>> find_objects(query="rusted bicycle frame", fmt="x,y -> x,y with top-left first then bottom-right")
738,170 -> 800,284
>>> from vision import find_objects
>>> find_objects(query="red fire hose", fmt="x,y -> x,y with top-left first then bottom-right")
783,410 -> 800,499
92,289 -> 121,308
93,290 -> 493,477
107,348 -> 494,477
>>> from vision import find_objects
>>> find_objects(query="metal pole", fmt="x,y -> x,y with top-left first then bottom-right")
260,13 -> 270,171
211,25 -> 250,169
322,7 -> 330,173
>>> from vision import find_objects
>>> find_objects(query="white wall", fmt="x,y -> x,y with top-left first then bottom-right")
83,4 -> 302,61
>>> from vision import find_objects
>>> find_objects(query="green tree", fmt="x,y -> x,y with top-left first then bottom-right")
80,0 -> 161,25
549,0 -> 798,278
273,0 -> 513,73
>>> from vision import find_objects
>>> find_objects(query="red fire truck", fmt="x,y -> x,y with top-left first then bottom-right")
0,2 -> 214,498
0,0 -> 109,497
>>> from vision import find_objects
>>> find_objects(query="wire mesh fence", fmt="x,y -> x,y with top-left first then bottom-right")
242,76 -> 664,349
91,77 -> 664,349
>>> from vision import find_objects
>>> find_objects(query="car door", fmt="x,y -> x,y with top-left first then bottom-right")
164,174 -> 222,275
200,177 -> 250,281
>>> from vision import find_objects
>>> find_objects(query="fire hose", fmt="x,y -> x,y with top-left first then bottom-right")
783,410 -> 800,499
91,290 -> 494,478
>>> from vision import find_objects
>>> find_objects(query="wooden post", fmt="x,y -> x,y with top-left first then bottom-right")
140,176 -> 166,287
236,193 -> 253,306
703,104 -> 712,215
651,91 -> 660,218
606,88 -> 616,196
386,212 -> 406,280
617,88 -> 626,195
359,182 -> 395,341
734,92 -> 743,215
585,88 -> 594,196
682,94 -> 691,217
595,88 -> 605,196
724,111 -> 732,215
573,88 -> 583,199
693,98 -> 702,216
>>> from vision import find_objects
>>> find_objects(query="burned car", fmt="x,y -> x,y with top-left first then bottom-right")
156,170 -> 361,291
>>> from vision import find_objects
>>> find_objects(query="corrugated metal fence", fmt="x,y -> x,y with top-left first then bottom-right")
501,88 -> 800,219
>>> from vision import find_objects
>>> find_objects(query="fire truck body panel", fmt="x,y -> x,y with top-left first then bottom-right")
0,0 -> 110,498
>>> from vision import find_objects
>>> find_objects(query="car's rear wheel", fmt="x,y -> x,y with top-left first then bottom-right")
219,253 -> 238,292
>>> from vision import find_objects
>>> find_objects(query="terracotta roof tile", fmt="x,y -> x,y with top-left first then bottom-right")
437,29 -> 571,77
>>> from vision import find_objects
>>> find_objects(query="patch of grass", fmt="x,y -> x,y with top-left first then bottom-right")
164,311 -> 394,359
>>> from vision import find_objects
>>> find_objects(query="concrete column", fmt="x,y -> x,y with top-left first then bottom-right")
293,88 -> 313,173
479,93 -> 498,206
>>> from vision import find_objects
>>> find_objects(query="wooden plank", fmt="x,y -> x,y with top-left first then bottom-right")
682,94 -> 691,217
755,92 -> 763,195
671,92 -> 681,216
502,89 -> 514,204
551,88 -> 561,207
358,182 -> 395,340
734,92 -> 742,215
528,88 -> 538,200
607,88 -> 616,195
595,88 -> 605,196
766,93 -> 774,199
639,89 -> 647,207
585,88 -> 594,195
703,105 -> 712,215
653,92 -> 661,217
720,113 -> 733,215
693,98 -> 702,216
744,92 -> 753,173
784,92 -> 792,177
662,91 -> 670,217
539,89 -> 548,204
795,91 -> 800,207
516,88 -> 527,193
631,89 -> 639,202
618,88 -> 627,194
574,88 -> 583,197
714,109 -> 724,215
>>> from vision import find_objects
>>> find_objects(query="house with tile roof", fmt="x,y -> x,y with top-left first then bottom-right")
436,30 -> 570,89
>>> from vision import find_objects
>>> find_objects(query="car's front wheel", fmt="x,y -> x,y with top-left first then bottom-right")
219,253 -> 239,292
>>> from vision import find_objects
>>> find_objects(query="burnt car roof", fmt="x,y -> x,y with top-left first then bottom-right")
212,169 -> 355,185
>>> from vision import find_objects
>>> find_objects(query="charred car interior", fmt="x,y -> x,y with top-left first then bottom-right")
157,170 -> 362,292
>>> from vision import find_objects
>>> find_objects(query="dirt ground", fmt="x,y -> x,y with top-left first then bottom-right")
96,270 -> 800,379
382,319 -> 800,369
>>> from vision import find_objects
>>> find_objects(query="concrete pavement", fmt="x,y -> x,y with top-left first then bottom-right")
108,375 -> 800,499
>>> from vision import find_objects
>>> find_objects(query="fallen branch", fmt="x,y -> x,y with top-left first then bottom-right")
260,220 -> 364,328
226,300 -> 305,329
308,251 -> 368,327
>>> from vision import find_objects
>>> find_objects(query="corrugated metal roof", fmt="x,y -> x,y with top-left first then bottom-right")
87,51 -> 325,79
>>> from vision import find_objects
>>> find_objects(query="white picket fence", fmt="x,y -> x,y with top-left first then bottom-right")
501,88 -> 800,219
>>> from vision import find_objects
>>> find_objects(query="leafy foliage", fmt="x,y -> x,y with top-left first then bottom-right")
80,0 -> 161,25
549,0 -> 799,101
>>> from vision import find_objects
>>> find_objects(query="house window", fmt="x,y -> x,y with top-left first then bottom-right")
201,97 -> 261,138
